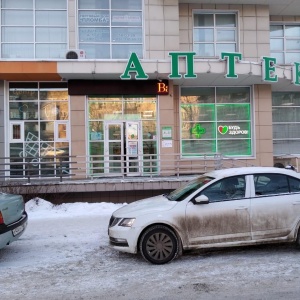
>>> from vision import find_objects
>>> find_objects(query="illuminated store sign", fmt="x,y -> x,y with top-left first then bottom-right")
121,52 -> 300,86
218,125 -> 249,136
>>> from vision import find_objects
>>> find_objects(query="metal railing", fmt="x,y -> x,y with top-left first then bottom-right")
0,156 -> 74,183
0,153 -> 258,183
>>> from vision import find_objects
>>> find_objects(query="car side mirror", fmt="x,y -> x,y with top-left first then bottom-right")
194,194 -> 209,204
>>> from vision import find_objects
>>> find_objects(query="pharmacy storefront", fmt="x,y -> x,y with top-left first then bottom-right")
180,86 -> 252,157
5,51 -> 300,179
68,79 -> 168,176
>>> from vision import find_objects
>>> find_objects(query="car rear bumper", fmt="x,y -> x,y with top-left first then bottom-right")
0,211 -> 28,235
0,212 -> 28,249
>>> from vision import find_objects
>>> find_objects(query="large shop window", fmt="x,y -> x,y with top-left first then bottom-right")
1,0 -> 67,59
193,12 -> 237,57
270,24 -> 300,64
180,87 -> 252,157
8,82 -> 69,177
88,96 -> 157,176
78,0 -> 143,59
273,92 -> 300,155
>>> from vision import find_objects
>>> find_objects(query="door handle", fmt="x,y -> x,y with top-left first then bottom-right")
293,201 -> 300,205
235,207 -> 248,210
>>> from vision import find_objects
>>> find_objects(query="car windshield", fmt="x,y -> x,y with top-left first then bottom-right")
165,176 -> 214,202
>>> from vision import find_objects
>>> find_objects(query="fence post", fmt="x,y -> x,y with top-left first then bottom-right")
58,157 -> 63,182
26,158 -> 31,184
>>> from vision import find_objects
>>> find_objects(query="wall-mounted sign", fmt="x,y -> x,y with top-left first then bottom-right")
218,125 -> 249,136
162,126 -> 172,139
162,140 -> 172,148
68,79 -> 169,95
190,124 -> 206,138
120,51 -> 300,86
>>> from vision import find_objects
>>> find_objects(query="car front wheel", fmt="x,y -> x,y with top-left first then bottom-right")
296,227 -> 300,248
139,225 -> 179,264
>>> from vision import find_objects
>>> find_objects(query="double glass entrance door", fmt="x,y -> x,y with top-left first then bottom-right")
104,121 -> 142,176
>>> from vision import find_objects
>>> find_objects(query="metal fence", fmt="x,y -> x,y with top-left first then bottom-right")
0,153 -> 258,184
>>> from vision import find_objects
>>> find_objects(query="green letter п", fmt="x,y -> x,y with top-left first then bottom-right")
262,56 -> 278,82
120,52 -> 149,79
293,62 -> 300,85
168,52 -> 197,79
221,52 -> 242,78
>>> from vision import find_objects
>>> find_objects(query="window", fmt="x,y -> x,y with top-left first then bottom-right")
270,24 -> 300,64
180,87 -> 252,157
200,176 -> 246,202
289,176 -> 300,192
167,175 -> 213,202
193,12 -> 237,57
8,82 -> 69,177
272,92 -> 300,155
254,174 -> 289,196
1,0 -> 67,59
78,0 -> 143,59
10,122 -> 24,142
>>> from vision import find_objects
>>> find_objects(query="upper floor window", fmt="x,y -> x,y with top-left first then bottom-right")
78,0 -> 143,59
1,0 -> 68,59
193,12 -> 237,57
270,24 -> 300,64
272,92 -> 300,155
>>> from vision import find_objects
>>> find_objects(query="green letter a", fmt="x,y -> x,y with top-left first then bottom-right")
120,53 -> 149,79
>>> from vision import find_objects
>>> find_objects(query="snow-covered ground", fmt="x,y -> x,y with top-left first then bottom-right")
1,198 -> 300,300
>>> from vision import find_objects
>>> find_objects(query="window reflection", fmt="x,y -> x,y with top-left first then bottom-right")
8,82 -> 69,178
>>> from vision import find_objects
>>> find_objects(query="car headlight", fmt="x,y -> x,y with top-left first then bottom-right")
119,218 -> 136,227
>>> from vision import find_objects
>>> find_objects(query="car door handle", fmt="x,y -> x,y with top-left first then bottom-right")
235,207 -> 248,210
293,201 -> 300,205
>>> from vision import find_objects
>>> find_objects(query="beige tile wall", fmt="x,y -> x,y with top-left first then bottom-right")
68,0 -> 76,49
179,4 -> 270,62
253,84 -> 273,166
70,95 -> 87,178
145,0 -> 180,59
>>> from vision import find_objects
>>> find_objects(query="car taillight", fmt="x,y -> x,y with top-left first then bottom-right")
0,211 -> 4,224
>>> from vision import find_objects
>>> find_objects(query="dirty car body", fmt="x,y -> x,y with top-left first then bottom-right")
108,167 -> 300,264
0,192 -> 28,249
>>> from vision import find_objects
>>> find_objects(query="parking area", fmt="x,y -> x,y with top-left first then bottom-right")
1,200 -> 300,300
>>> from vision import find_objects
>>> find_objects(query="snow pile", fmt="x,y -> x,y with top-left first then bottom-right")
25,198 -> 126,219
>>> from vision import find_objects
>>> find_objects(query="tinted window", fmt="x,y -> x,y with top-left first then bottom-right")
288,176 -> 300,192
200,176 -> 246,202
254,174 -> 289,196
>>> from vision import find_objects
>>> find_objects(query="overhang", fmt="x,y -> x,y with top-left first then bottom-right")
57,59 -> 298,92
179,0 -> 300,16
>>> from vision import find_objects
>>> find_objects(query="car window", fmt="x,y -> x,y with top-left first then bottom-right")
288,176 -> 300,193
254,173 -> 289,196
200,176 -> 246,202
167,176 -> 213,201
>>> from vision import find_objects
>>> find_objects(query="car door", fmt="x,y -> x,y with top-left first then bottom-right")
250,173 -> 300,240
185,175 -> 251,246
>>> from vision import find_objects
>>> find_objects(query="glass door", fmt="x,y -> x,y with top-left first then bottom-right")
126,121 -> 142,176
104,122 -> 124,175
104,121 -> 142,176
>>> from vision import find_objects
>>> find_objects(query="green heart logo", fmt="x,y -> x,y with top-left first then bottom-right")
218,126 -> 228,134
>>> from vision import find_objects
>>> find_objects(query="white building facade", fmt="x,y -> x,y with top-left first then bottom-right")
1,0 -> 300,181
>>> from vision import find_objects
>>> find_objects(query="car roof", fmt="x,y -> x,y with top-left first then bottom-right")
204,167 -> 300,179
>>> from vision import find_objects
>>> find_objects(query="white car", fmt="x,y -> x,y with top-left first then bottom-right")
108,167 -> 300,264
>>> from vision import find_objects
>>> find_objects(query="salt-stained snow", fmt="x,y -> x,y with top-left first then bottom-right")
1,198 -> 300,300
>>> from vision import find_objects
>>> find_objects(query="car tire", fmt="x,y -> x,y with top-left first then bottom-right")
139,225 -> 179,265
296,227 -> 300,248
